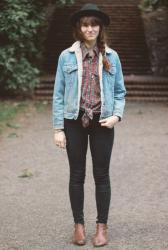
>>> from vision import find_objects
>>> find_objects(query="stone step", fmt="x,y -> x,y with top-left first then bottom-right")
127,91 -> 168,97
34,75 -> 168,102
36,84 -> 168,91
38,75 -> 168,84
35,89 -> 168,97
126,96 -> 168,101
124,75 -> 168,83
125,85 -> 168,90
35,95 -> 168,102
37,81 -> 168,89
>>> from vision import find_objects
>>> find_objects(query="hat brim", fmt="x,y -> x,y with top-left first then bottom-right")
70,9 -> 110,27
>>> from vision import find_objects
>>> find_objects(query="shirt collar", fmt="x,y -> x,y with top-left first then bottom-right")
80,42 -> 99,60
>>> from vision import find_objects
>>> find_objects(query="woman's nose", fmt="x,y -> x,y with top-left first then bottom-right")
87,25 -> 93,31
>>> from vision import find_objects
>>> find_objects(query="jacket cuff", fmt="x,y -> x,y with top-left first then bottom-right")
116,115 -> 121,122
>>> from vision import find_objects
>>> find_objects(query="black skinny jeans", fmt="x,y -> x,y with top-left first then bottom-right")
64,110 -> 114,225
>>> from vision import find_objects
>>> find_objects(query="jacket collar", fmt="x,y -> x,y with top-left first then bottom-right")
69,41 -> 112,54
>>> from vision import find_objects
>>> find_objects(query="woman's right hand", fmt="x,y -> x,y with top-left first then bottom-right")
54,131 -> 67,149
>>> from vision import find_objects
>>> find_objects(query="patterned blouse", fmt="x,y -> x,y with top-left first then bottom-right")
80,42 -> 101,127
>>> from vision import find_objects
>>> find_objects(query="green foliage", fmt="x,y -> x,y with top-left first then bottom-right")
0,0 -> 74,94
0,0 -> 44,93
0,101 -> 28,133
139,0 -> 168,11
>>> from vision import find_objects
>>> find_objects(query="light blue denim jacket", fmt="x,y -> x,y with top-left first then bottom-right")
53,41 -> 126,129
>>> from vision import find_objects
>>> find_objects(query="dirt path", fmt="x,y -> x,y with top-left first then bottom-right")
0,101 -> 168,250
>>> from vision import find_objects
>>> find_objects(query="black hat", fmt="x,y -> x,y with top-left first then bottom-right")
70,3 -> 110,26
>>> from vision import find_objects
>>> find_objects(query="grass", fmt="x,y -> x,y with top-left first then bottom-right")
0,100 -> 50,135
34,100 -> 49,113
0,101 -> 28,134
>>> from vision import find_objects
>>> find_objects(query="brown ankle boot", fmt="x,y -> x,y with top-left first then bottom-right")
92,223 -> 108,247
72,223 -> 86,245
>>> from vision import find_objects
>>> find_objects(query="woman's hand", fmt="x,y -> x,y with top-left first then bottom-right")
54,131 -> 67,149
99,115 -> 119,129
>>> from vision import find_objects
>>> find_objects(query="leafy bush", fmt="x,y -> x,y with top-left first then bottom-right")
139,0 -> 168,11
0,0 -> 74,95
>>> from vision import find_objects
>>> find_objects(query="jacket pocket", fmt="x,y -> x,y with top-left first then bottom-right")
63,64 -> 78,87
104,66 -> 116,89
63,64 -> 78,74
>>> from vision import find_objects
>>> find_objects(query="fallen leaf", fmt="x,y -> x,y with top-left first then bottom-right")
18,168 -> 33,178
6,123 -> 21,129
7,133 -> 19,138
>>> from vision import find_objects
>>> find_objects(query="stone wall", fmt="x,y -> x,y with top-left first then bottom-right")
141,7 -> 168,76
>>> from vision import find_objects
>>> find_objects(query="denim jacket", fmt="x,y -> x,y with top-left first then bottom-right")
52,41 -> 126,129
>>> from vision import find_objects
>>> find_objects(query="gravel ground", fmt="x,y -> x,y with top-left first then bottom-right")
0,101 -> 168,250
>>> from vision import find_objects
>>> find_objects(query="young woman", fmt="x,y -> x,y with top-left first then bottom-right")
52,3 -> 126,247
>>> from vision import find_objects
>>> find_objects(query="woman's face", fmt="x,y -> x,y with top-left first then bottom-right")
80,20 -> 100,43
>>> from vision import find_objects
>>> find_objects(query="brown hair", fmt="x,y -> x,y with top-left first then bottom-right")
73,16 -> 111,71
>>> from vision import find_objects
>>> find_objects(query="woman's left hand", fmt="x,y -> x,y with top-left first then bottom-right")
99,115 -> 119,129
